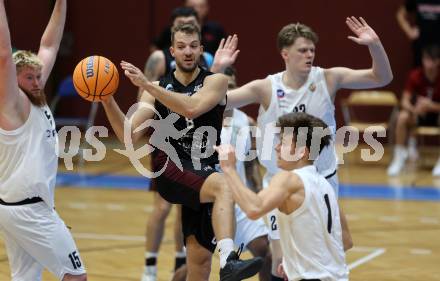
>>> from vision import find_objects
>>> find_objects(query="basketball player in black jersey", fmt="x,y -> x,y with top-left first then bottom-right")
102,23 -> 262,281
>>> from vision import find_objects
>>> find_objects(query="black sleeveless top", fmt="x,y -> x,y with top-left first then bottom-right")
156,67 -> 225,165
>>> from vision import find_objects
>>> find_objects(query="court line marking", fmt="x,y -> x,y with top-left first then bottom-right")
73,232 -> 386,270
410,248 -> 432,255
73,232 -> 145,242
348,247 -> 386,270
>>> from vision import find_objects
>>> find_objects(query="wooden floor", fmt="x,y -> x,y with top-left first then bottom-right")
1,142 -> 440,280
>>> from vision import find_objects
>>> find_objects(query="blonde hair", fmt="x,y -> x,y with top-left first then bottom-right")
277,23 -> 318,51
12,50 -> 43,73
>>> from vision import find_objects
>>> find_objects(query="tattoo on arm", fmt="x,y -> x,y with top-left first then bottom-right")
144,54 -> 161,82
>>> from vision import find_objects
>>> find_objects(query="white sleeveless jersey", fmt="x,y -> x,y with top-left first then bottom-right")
257,67 -> 338,188
278,165 -> 348,281
220,109 -> 251,184
0,104 -> 58,209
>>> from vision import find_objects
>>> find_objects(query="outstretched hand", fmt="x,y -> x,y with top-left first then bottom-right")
214,144 -> 237,171
212,34 -> 240,72
346,17 -> 380,46
120,61 -> 149,88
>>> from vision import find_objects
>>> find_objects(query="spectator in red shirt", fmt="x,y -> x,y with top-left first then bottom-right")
388,44 -> 440,176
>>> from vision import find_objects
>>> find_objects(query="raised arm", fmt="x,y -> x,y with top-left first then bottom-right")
37,0 -> 66,87
325,17 -> 393,97
226,78 -> 270,110
0,0 -> 21,112
396,5 -> 419,40
121,61 -> 228,119
216,145 -> 299,220
210,35 -> 240,73
101,90 -> 156,144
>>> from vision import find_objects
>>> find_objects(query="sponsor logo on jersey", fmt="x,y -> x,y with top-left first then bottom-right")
194,83 -> 203,92
165,84 -> 174,91
276,89 -> 285,98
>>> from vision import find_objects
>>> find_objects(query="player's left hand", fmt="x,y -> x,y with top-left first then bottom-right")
346,17 -> 380,46
214,144 -> 237,171
121,61 -> 149,88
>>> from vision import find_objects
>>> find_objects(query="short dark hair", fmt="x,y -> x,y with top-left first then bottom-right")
171,6 -> 199,22
422,44 -> 440,60
277,23 -> 318,51
277,112 -> 331,155
171,23 -> 201,45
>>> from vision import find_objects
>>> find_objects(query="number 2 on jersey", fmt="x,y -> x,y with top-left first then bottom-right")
270,215 -> 278,231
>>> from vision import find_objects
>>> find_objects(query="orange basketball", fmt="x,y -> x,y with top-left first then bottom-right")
72,55 -> 119,102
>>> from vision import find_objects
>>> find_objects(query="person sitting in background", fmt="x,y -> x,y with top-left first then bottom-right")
151,0 -> 225,55
388,44 -> 440,176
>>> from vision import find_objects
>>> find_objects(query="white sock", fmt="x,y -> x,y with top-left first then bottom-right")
175,250 -> 186,258
144,252 -> 158,275
394,145 -> 406,154
217,238 -> 234,268
144,265 -> 157,275
408,137 -> 417,147
145,251 -> 158,259
393,145 -> 408,160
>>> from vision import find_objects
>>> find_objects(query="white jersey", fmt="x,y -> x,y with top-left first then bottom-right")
221,109 -> 252,185
0,104 -> 58,209
278,165 -> 348,281
257,67 -> 338,189
221,109 -> 269,247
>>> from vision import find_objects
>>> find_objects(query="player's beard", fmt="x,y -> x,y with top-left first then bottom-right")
176,56 -> 199,73
22,88 -> 47,107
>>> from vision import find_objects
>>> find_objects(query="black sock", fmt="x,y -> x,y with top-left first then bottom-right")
174,256 -> 186,271
271,274 -> 284,281
145,257 -> 157,266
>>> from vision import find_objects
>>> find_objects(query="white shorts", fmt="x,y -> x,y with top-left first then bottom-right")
234,205 -> 268,249
0,201 -> 86,281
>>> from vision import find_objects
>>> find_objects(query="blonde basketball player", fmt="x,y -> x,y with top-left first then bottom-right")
216,112 -> 349,281
212,16 -> 392,279
0,1 -> 87,280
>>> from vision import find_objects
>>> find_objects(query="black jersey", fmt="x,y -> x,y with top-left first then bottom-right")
156,67 -> 225,166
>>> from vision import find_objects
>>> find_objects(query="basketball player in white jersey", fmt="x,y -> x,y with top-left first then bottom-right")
216,112 -> 349,281
212,16 -> 392,279
222,67 -> 271,281
0,1 -> 87,281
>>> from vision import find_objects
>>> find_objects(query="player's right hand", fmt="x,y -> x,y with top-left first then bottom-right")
211,34 -> 240,73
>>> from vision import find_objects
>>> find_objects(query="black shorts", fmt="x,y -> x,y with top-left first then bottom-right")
153,151 -> 218,210
153,150 -> 217,252
418,113 -> 439,127
181,203 -> 216,253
